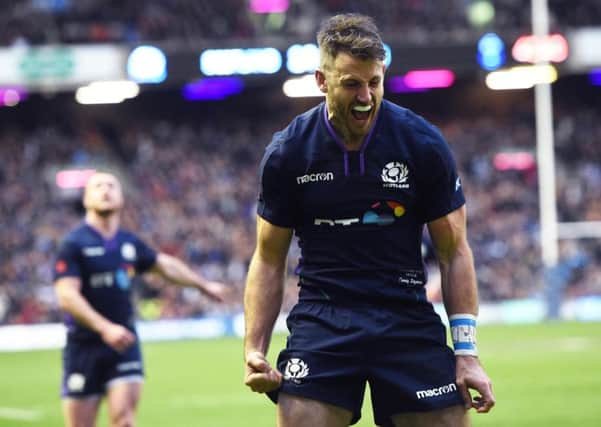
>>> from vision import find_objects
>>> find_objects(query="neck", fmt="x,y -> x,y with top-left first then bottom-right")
85,211 -> 120,239
327,116 -> 364,152
337,126 -> 363,150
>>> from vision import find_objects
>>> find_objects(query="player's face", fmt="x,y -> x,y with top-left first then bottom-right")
318,52 -> 385,145
83,173 -> 124,216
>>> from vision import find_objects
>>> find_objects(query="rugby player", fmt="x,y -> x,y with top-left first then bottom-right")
244,13 -> 495,427
54,172 -> 229,427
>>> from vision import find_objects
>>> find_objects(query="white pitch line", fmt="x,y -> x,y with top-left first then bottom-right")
0,407 -> 42,422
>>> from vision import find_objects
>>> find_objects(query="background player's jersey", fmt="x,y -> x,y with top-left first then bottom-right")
258,100 -> 465,302
53,223 -> 157,342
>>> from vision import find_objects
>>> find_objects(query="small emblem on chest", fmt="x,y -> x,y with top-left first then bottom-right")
121,243 -> 137,261
381,162 -> 410,189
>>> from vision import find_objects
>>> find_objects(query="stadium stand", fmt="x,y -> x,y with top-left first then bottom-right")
2,0 -> 601,46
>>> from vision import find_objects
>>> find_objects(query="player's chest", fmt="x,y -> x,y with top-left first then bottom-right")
79,240 -> 138,274
295,152 -> 419,218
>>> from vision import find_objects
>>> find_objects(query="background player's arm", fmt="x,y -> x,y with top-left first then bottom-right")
244,216 -> 292,393
151,253 -> 229,302
54,277 -> 135,352
427,205 -> 495,413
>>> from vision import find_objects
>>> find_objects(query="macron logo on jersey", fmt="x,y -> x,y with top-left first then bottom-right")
83,246 -> 105,257
296,172 -> 334,185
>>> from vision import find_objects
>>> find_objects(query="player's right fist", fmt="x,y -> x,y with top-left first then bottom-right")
101,323 -> 136,353
244,351 -> 282,393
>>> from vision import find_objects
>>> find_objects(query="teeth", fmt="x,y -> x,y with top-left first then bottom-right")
353,104 -> 372,112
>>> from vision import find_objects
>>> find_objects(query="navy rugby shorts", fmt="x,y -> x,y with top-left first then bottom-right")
61,339 -> 144,398
268,292 -> 464,426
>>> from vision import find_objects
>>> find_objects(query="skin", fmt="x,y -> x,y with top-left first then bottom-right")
244,217 -> 291,394
315,51 -> 385,150
427,206 -> 495,416
55,172 -> 231,427
244,51 -> 495,427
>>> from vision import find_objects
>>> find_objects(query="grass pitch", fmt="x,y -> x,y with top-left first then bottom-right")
0,321 -> 600,426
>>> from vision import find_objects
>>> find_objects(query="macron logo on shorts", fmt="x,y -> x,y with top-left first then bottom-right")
415,382 -> 457,399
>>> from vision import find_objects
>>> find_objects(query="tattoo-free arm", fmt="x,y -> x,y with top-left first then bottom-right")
428,206 -> 495,413
152,253 -> 228,302
244,216 -> 293,393
427,206 -> 478,316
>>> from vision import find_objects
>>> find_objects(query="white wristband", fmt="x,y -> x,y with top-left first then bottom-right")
449,314 -> 478,356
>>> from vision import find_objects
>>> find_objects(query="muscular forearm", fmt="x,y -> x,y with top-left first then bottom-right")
439,240 -> 479,316
244,254 -> 285,357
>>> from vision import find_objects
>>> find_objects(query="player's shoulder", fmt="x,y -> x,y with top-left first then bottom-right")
116,228 -> 138,241
269,104 -> 322,152
261,103 -> 323,172
61,222 -> 92,246
381,99 -> 445,145
114,228 -> 150,250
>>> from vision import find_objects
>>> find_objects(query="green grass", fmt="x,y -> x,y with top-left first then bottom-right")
1,322 -> 600,426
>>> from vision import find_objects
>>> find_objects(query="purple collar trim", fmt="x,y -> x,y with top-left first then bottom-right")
322,104 -> 378,176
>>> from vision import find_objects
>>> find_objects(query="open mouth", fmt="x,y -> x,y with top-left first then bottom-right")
351,104 -> 372,121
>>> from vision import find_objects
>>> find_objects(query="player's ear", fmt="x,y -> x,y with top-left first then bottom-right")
315,69 -> 327,93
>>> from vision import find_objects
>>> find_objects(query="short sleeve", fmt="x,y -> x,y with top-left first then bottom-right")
53,240 -> 82,281
419,131 -> 465,223
133,237 -> 157,273
256,137 -> 297,228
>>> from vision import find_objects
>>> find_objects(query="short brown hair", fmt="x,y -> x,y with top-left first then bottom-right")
317,13 -> 385,65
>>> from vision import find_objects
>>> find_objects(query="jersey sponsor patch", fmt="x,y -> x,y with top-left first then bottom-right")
313,200 -> 406,228
90,271 -> 114,288
115,268 -> 131,290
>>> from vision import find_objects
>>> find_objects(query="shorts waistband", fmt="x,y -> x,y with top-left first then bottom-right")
298,284 -> 428,308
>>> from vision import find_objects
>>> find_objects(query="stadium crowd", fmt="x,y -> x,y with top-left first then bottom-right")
2,0 -> 601,46
0,94 -> 600,326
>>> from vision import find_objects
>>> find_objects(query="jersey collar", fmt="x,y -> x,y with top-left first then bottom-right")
322,102 -> 380,176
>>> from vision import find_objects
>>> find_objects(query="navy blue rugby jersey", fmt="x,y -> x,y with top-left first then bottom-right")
53,222 -> 157,342
257,100 -> 465,301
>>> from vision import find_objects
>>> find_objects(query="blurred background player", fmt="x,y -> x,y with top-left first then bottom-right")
244,13 -> 494,427
53,171 -> 230,427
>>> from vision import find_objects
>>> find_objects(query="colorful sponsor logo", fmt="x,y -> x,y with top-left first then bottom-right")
314,200 -> 406,227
